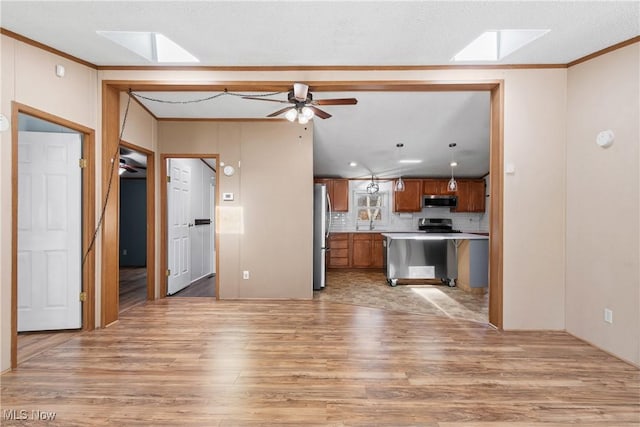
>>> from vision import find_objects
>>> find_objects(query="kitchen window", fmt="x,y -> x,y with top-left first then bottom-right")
354,191 -> 389,228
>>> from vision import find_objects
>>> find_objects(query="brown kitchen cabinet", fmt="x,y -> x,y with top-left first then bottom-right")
452,179 -> 486,212
393,179 -> 423,212
327,233 -> 350,268
371,234 -> 385,268
422,179 -> 450,195
315,178 -> 349,212
328,233 -> 385,269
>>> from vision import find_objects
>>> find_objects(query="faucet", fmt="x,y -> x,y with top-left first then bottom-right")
369,219 -> 375,230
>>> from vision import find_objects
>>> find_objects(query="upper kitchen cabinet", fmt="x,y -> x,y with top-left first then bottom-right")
393,179 -> 422,212
422,179 -> 449,195
452,179 -> 486,212
315,178 -> 349,212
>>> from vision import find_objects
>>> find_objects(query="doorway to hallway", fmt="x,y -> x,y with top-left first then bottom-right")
163,155 -> 218,298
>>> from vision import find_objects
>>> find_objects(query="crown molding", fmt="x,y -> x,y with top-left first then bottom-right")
567,35 -> 640,67
2,27 -> 638,72
0,28 -> 97,69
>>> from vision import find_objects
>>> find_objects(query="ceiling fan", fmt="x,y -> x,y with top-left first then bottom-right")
119,148 -> 147,175
243,83 -> 357,123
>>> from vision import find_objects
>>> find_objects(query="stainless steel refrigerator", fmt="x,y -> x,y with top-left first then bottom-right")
313,183 -> 331,290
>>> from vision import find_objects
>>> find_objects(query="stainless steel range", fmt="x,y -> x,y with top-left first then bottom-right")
418,218 -> 461,233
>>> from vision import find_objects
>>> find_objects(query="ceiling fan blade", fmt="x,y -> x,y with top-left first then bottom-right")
293,83 -> 309,101
242,96 -> 290,104
313,98 -> 358,106
267,106 -> 294,118
308,106 -> 332,119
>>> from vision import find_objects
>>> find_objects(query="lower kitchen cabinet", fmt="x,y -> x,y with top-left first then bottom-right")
327,234 -> 350,268
328,233 -> 385,269
371,234 -> 385,268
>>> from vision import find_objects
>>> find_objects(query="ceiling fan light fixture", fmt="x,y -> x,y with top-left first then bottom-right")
301,106 -> 314,120
284,108 -> 298,122
293,82 -> 309,101
298,115 -> 310,125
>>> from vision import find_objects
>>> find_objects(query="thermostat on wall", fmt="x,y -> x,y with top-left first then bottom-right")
222,192 -> 234,201
223,165 -> 235,176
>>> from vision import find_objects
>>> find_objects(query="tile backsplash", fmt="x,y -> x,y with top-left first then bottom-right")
329,179 -> 489,233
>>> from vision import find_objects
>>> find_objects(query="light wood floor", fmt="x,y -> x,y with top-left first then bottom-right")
119,266 -> 148,313
16,330 -> 83,365
2,299 -> 638,426
170,274 -> 216,297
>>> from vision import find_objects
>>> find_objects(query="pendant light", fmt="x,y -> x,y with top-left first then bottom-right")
448,143 -> 458,192
394,143 -> 405,192
366,174 -> 379,194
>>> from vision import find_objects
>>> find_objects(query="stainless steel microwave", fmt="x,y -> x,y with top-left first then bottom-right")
423,195 -> 458,208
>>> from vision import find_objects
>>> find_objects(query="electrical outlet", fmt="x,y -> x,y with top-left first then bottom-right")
243,270 -> 250,280
604,308 -> 613,324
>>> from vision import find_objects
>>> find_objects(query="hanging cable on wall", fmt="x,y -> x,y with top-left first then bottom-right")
81,88 -> 285,267
81,90 -> 133,268
130,89 -> 285,105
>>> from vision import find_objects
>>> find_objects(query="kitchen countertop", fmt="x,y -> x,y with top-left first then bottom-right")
331,230 -> 489,236
381,232 -> 489,240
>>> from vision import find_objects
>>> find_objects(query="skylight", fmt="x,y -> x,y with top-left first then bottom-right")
97,31 -> 199,63
452,29 -> 550,62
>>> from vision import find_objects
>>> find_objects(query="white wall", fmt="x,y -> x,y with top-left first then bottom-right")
501,70 -> 567,330
158,121 -> 314,300
100,66 -> 567,318
4,32 -> 637,370
1,35 -> 99,372
566,43 -> 640,366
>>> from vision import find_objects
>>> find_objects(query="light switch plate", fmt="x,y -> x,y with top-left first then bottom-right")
222,192 -> 234,201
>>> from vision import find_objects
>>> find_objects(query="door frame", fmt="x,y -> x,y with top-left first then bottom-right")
102,80 -> 503,329
160,154 -> 220,298
119,140 -> 156,302
11,102 -> 96,368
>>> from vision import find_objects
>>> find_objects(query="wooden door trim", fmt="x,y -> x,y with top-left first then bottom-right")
119,140 -> 156,302
101,83 -> 121,327
160,154 -> 220,299
10,102 -> 96,369
489,82 -> 504,329
103,79 -> 503,328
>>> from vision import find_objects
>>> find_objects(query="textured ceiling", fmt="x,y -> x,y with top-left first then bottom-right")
1,1 -> 638,66
2,1 -> 637,178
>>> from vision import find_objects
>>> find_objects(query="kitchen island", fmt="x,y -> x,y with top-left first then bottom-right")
381,232 -> 489,289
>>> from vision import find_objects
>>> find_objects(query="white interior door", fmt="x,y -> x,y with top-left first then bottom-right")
17,131 -> 82,332
167,159 -> 191,295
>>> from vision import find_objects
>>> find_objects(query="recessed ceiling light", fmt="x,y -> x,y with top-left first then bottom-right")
399,159 -> 423,164
452,29 -> 550,61
97,31 -> 199,63
349,161 -> 358,167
